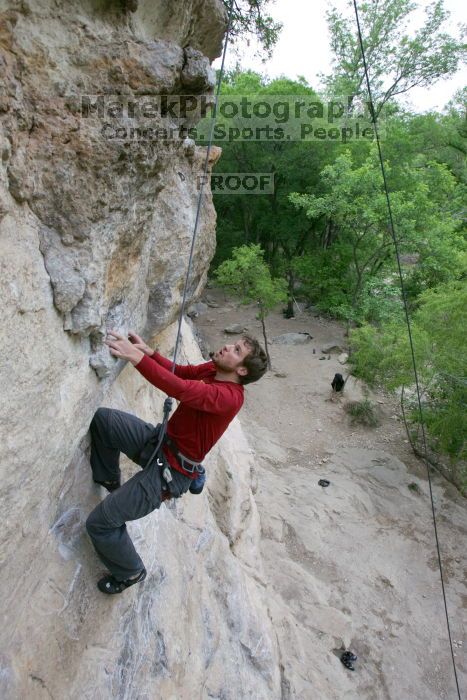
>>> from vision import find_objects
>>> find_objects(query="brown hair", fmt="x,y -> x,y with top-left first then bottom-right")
239,335 -> 268,385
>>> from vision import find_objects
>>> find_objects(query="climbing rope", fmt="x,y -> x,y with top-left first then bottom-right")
145,0 -> 235,467
143,3 -> 461,691
352,2 -> 462,696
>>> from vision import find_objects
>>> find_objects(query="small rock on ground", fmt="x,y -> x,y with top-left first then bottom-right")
272,332 -> 312,345
187,302 -> 208,318
224,323 -> 247,334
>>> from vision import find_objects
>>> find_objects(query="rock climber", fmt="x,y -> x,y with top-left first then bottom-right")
86,329 -> 267,595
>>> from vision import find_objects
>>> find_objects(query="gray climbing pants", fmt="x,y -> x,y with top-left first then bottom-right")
86,407 -> 191,580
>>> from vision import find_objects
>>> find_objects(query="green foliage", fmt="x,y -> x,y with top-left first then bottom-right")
221,0 -> 282,59
210,71 -> 342,317
381,97 -> 467,185
291,251 -> 354,320
323,0 -> 466,116
358,278 -> 404,326
345,399 -> 380,427
289,148 -> 466,320
215,243 -> 286,308
209,7 -> 466,480
214,244 -> 287,366
211,70 -> 466,331
413,281 -> 467,460
289,149 -> 394,315
349,281 -> 467,464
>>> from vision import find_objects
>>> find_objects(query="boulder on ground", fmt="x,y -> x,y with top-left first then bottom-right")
338,352 -> 349,364
272,332 -> 312,345
187,302 -> 208,318
224,323 -> 247,334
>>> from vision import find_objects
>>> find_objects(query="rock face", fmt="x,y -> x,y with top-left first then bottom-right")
0,323 -> 281,699
0,0 -> 224,348
0,2 -> 283,698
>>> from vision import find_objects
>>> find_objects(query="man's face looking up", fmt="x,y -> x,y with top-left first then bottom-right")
211,338 -> 251,375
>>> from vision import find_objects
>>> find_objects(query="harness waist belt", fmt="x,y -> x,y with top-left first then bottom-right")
163,435 -> 203,476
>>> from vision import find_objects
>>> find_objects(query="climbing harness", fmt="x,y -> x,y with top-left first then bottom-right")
144,0 -> 235,487
163,434 -> 204,475
147,422 -> 205,496
353,2 -> 461,696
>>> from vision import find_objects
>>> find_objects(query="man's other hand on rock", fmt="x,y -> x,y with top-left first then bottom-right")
127,331 -> 154,357
105,330 -> 144,365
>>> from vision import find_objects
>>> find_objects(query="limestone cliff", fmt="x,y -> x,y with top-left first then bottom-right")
0,2 -> 282,698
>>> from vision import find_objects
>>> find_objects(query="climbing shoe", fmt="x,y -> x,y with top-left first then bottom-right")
97,568 -> 147,594
93,478 -> 121,492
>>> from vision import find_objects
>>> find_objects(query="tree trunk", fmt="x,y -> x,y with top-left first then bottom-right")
259,309 -> 272,369
241,201 -> 250,243
286,269 -> 295,317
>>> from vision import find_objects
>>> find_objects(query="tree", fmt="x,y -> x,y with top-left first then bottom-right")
349,281 -> 467,491
289,148 -> 465,322
396,91 -> 467,185
210,71 -> 341,314
221,0 -> 282,59
323,0 -> 466,116
214,244 -> 287,367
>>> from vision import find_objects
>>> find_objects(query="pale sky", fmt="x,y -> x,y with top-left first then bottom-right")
215,0 -> 466,112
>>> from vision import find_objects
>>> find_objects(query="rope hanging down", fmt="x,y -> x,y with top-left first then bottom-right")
352,2 -> 462,697
145,0 -> 235,468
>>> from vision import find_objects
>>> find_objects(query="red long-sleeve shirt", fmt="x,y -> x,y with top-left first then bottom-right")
135,351 -> 244,476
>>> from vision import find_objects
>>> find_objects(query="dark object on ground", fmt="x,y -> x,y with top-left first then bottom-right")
98,568 -> 147,594
341,650 -> 357,671
93,478 -> 121,492
189,467 -> 206,494
318,479 -> 330,487
283,307 -> 295,319
331,373 -> 345,392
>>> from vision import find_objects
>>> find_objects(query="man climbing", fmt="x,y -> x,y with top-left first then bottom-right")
86,330 -> 267,594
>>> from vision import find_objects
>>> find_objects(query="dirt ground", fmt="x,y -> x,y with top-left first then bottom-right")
194,287 -> 466,700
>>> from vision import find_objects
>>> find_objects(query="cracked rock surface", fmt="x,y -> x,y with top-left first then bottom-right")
1,0 -> 223,348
